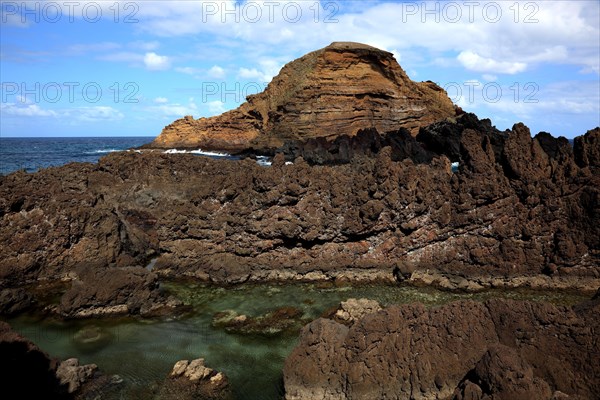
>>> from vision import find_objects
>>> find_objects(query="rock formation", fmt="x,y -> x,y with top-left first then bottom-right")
149,42 -> 457,152
0,116 -> 599,309
283,296 -> 600,399
160,357 -> 231,400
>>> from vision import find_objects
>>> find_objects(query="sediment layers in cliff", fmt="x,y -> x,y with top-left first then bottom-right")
150,42 -> 458,152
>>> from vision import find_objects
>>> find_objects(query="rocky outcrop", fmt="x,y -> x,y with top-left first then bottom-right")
149,42 -> 457,152
0,116 -> 599,297
0,288 -> 34,315
160,357 -> 230,400
57,266 -> 180,318
574,127 -> 600,169
283,297 -> 600,399
56,358 -> 97,394
332,298 -> 382,325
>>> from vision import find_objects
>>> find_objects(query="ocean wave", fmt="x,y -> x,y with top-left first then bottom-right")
163,149 -> 230,157
88,149 -> 122,154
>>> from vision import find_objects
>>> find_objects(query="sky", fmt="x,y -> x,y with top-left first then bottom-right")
1,0 -> 599,138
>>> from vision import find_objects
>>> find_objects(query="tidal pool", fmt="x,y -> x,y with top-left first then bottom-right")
5,282 -> 589,400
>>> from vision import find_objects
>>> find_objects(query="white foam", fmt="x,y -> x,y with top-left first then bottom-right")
256,156 -> 272,166
89,149 -> 121,154
163,149 -> 230,157
189,149 -> 230,157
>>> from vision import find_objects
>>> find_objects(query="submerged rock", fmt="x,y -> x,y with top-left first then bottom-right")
56,358 -> 97,394
160,357 -> 230,400
283,297 -> 600,399
212,306 -> 307,336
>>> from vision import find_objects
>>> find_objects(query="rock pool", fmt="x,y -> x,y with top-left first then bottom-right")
4,282 -> 589,399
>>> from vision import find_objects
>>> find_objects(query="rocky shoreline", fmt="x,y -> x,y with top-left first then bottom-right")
1,41 -> 599,398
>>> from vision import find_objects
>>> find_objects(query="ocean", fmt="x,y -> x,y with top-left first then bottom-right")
0,137 -> 274,176
0,137 -> 155,176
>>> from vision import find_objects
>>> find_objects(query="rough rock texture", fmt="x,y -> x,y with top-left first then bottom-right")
283,297 -> 600,400
160,357 -> 231,400
56,358 -> 97,394
0,287 -> 34,315
57,266 -> 176,318
149,42 -> 457,152
333,298 -> 382,325
574,127 -> 600,169
0,116 -> 599,297
277,127 -> 435,165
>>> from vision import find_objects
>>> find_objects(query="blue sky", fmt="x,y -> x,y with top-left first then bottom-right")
1,1 -> 599,138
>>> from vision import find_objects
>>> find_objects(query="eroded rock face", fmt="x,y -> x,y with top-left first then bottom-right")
57,266 -> 172,318
283,297 -> 600,400
0,117 -> 599,295
150,42 -> 457,152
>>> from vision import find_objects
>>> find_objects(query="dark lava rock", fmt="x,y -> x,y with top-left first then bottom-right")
277,127 -> 435,165
283,297 -> 600,399
58,266 -> 170,318
574,127 -> 600,169
0,115 -> 598,292
0,288 -> 34,315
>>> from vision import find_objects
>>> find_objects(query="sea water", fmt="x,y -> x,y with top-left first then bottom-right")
0,137 -> 155,175
5,282 -> 588,400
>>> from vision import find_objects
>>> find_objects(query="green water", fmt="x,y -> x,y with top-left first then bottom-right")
4,282 -> 589,400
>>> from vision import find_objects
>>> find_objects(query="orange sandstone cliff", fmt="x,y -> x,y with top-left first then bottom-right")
150,42 -> 458,152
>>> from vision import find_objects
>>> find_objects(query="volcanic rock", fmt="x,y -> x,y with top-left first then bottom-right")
161,357 -> 231,400
283,297 -> 600,399
57,266 -> 169,318
0,115 -> 599,295
149,42 -> 457,152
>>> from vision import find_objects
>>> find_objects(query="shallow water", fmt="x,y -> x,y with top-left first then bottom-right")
5,282 -> 589,399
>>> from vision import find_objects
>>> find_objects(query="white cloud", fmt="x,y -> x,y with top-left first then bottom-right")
0,103 -> 124,121
238,59 -> 283,82
207,100 -> 226,114
147,98 -> 198,117
208,65 -> 226,79
71,106 -> 124,122
143,52 -> 171,70
0,103 -> 57,117
457,51 -> 527,75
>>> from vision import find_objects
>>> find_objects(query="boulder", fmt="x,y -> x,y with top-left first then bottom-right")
284,298 -> 600,399
160,357 -> 231,400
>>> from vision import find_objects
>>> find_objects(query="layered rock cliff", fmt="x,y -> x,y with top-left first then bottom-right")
150,42 -> 457,152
